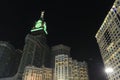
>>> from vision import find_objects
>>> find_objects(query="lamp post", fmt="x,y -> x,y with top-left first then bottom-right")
105,67 -> 113,80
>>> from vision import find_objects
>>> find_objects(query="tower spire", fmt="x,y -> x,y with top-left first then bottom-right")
41,11 -> 44,20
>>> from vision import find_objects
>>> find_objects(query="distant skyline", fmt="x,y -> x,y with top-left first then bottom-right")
0,0 -> 115,80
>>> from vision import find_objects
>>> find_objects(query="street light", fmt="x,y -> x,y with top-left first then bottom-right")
105,67 -> 113,80
105,67 -> 113,73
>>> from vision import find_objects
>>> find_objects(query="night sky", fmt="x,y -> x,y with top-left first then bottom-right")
0,0 -> 115,80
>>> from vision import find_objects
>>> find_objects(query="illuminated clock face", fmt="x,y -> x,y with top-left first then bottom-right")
31,19 -> 48,34
35,20 -> 43,28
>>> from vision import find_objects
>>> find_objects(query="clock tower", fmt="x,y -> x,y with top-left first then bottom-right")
16,11 -> 51,80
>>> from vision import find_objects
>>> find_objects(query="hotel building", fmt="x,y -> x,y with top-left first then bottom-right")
95,0 -> 120,79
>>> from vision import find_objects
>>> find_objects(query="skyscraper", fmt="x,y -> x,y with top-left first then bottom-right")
0,41 -> 16,78
95,0 -> 120,79
16,12 -> 50,80
52,44 -> 71,80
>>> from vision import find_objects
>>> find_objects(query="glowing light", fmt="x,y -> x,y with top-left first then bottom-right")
105,67 -> 113,73
31,28 -> 43,32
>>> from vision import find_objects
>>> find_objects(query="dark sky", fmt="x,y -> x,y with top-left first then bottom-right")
0,0 -> 115,80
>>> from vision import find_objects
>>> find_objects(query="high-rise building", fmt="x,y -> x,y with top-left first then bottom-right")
95,0 -> 120,79
53,44 -> 89,80
0,41 -> 16,78
51,44 -> 71,67
16,12 -> 50,80
54,54 -> 69,80
22,66 -> 52,80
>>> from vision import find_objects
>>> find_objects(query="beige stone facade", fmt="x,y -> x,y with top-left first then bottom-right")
54,54 -> 89,80
22,66 -> 52,80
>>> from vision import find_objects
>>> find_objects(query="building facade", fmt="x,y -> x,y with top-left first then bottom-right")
95,0 -> 120,79
71,60 -> 89,80
53,44 -> 89,80
72,60 -> 80,80
78,62 -> 89,80
22,66 -> 52,80
54,54 -> 69,80
54,54 -> 89,80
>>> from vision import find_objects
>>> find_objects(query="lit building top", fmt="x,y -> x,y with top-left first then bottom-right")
95,0 -> 120,41
31,11 -> 48,34
52,44 -> 71,56
52,44 -> 71,51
